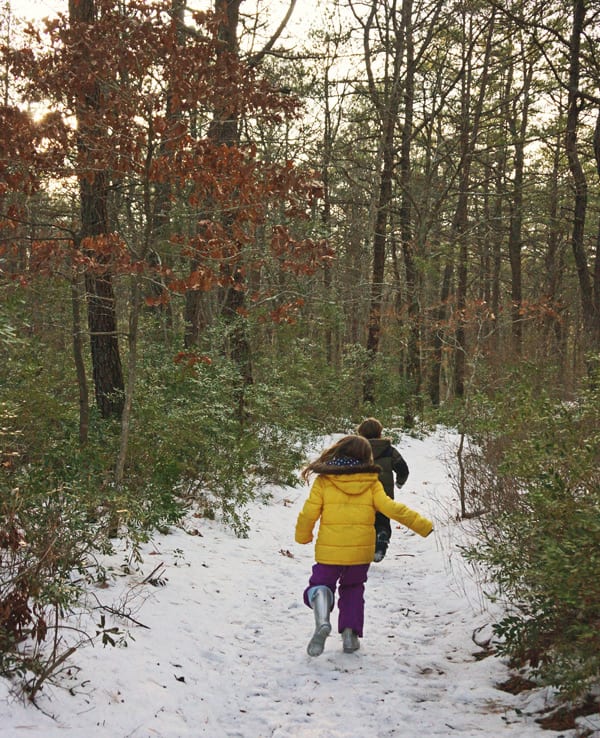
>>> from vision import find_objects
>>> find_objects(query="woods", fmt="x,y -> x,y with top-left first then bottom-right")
1,0 -> 600,708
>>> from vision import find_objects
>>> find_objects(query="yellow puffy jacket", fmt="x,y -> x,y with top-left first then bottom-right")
295,467 -> 433,566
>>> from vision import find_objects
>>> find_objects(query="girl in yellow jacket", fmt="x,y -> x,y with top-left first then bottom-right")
295,435 -> 433,656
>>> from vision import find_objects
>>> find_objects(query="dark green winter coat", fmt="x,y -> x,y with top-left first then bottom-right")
367,438 -> 409,498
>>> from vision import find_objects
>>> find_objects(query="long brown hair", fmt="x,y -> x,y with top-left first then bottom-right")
301,435 -> 374,482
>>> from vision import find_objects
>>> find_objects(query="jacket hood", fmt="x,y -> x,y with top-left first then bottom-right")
313,463 -> 382,496
368,438 -> 392,459
311,461 -> 382,476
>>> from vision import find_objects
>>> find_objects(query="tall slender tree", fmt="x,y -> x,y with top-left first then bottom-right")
564,0 -> 600,364
452,5 -> 495,398
352,0 -> 405,404
70,0 -> 124,419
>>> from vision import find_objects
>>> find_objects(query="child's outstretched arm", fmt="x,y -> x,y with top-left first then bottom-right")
295,478 -> 324,544
373,485 -> 433,537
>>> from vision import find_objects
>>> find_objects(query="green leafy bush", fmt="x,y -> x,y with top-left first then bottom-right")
0,328 -> 317,689
461,371 -> 600,699
126,337 -> 317,536
0,455 -> 115,693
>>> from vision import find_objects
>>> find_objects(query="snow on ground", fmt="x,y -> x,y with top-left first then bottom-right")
2,428 -> 598,738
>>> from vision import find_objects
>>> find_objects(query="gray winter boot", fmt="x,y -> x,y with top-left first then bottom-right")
342,627 -> 360,653
307,586 -> 333,656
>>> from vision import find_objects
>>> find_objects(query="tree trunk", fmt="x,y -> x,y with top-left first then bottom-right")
565,0 -> 600,363
398,0 -> 421,408
213,0 -> 252,414
544,123 -> 566,365
593,109 -> 600,355
321,60 -> 334,366
364,117 -> 394,403
428,260 -> 453,406
490,145 -> 505,354
82,177 -> 125,419
116,0 -> 195,483
453,8 -> 495,398
71,271 -> 89,446
115,275 -> 141,486
362,0 -> 404,404
70,0 -> 124,419
507,47 -> 533,356
145,0 -> 186,330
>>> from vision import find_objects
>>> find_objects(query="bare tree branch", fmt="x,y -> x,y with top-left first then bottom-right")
248,0 -> 297,68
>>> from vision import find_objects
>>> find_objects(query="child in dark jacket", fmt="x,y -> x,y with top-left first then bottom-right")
295,435 -> 432,657
357,418 -> 410,562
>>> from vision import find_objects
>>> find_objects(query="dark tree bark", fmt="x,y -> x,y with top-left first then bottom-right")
543,123 -> 566,365
81,175 -> 125,419
359,0 -> 405,404
428,260 -> 453,407
564,0 -> 600,362
145,0 -> 186,329
70,0 -> 124,419
188,0 -> 298,415
398,0 -> 421,409
453,8 -> 494,398
71,272 -> 89,445
211,0 -> 254,414
593,108 -> 600,347
364,117 -> 394,404
506,42 -> 533,356
321,56 -> 335,366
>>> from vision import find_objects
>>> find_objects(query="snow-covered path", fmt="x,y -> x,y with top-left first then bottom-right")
1,429 -> 590,737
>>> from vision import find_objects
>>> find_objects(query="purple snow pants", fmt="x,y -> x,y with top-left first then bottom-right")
303,563 -> 370,637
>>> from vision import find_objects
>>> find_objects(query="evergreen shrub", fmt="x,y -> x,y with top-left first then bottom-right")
460,369 -> 600,699
131,339 -> 315,536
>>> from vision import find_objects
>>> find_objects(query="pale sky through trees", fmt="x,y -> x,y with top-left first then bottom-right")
10,0 -> 319,33
8,0 -> 326,74
11,0 -> 61,20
